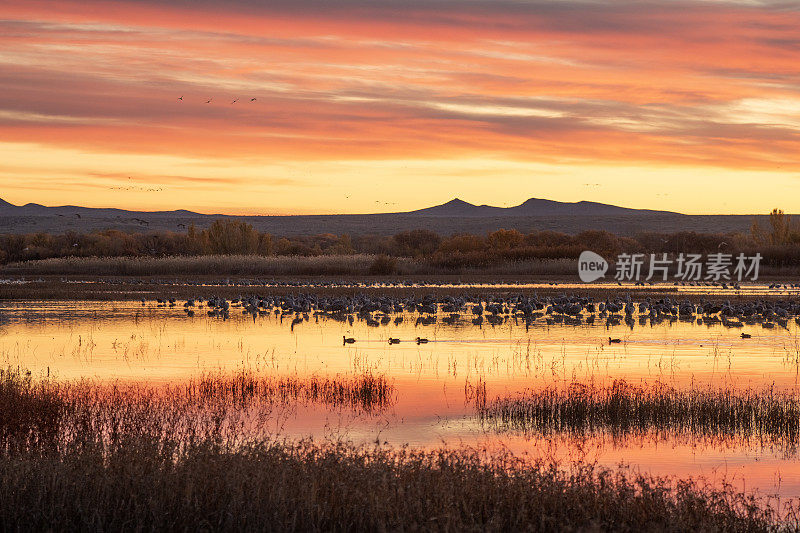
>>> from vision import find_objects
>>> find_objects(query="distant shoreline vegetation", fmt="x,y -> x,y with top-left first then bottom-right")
1,210 -> 799,274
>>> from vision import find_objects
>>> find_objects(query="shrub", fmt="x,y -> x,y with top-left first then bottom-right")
368,254 -> 398,275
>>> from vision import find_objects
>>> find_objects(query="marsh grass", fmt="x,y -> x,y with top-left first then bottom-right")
476,380 -> 800,450
2,254 -> 581,277
189,370 -> 394,412
3,254 -> 404,276
0,439 -> 791,532
0,368 -> 797,531
0,368 -> 394,454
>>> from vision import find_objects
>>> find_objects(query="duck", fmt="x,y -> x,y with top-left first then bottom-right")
608,337 -> 621,344
388,337 -> 400,344
741,333 -> 751,339
343,336 -> 356,345
416,337 -> 429,344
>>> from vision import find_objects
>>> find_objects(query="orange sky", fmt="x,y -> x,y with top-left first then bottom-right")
1,0 -> 799,215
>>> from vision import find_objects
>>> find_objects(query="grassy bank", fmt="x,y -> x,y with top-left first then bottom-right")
0,368 -> 796,530
1,254 -> 579,276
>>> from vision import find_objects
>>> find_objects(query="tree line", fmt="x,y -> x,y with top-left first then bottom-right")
1,210 -> 798,267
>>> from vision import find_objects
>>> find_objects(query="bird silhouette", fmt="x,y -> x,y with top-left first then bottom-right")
231,98 -> 239,104
178,96 -> 183,101
250,97 -> 257,101
205,98 -> 213,104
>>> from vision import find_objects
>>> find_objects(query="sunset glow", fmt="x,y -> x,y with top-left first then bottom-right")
2,0 -> 799,214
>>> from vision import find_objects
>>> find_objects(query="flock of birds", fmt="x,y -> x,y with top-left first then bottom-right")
144,292 -> 800,344
108,277 -> 800,293
178,96 -> 257,104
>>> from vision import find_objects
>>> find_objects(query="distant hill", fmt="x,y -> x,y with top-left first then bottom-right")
407,198 -> 680,217
0,197 -> 765,237
0,199 -> 216,218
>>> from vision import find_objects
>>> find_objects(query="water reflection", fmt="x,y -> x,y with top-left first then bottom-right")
2,299 -> 800,500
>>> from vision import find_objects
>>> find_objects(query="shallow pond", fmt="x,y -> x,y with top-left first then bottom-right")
2,299 -> 800,502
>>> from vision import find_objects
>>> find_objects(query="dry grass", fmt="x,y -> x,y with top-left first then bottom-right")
475,380 -> 800,449
0,368 -> 394,453
0,439 -> 789,532
189,370 -> 394,412
3,254 -> 402,276
1,253 -> 584,277
0,367 -> 796,530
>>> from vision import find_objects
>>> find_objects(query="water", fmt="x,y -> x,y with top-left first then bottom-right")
2,299 -> 800,501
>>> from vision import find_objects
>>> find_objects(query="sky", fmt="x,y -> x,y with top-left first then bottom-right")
1,0 -> 799,215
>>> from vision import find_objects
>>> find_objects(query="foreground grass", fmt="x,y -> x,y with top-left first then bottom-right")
1,368 -> 797,531
1,439 -> 791,532
476,380 -> 800,449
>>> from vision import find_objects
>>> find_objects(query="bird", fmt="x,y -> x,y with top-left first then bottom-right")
250,97 -> 257,101
205,98 -> 213,104
178,96 -> 183,101
343,336 -> 356,345
388,338 -> 400,344
416,337 -> 428,344
741,333 -> 751,339
608,337 -> 621,344
231,98 -> 239,104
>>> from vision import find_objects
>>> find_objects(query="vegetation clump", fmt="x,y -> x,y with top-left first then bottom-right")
476,380 -> 800,449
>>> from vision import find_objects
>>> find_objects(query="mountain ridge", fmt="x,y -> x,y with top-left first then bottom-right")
405,197 -> 681,217
0,197 -> 681,217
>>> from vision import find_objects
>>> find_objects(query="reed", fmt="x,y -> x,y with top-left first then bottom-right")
2,254 -> 404,276
0,439 -> 790,531
476,380 -> 800,448
0,368 -> 795,530
189,370 -> 394,412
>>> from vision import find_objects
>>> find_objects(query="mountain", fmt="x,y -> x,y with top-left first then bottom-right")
406,198 -> 502,217
0,198 -> 215,218
0,197 -> 769,237
406,198 -> 680,217
0,196 -> 681,219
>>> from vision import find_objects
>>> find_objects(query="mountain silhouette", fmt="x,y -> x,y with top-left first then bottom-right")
407,198 -> 679,217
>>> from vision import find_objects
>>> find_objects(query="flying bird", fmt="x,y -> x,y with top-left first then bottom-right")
231,98 -> 239,104
205,98 -> 213,104
250,97 -> 257,101
178,96 -> 183,101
